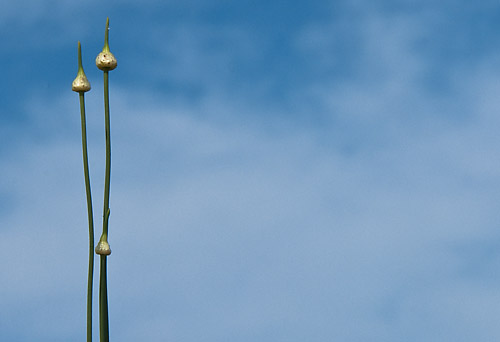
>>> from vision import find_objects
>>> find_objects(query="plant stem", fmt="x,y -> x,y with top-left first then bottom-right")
99,69 -> 111,342
102,70 -> 111,238
79,92 -> 94,342
99,256 -> 109,342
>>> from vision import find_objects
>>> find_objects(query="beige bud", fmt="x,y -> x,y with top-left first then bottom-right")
72,74 -> 91,92
96,51 -> 117,71
72,41 -> 91,93
95,240 -> 112,255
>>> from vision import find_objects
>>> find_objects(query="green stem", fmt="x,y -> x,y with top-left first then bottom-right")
99,70 -> 111,342
99,256 -> 109,342
102,70 -> 111,238
79,92 -> 94,342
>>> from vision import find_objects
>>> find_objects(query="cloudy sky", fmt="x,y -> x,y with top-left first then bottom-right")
2,0 -> 500,341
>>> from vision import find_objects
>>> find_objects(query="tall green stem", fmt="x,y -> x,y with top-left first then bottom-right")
79,86 -> 94,342
102,70 -> 111,238
99,70 -> 111,342
96,17 -> 116,341
99,256 -> 109,342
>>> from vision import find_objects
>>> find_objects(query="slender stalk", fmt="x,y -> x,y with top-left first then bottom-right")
79,93 -> 94,342
99,256 -> 109,342
74,40 -> 94,342
96,18 -> 116,342
98,70 -> 111,342
102,70 -> 111,239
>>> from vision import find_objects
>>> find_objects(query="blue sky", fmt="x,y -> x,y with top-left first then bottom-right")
2,0 -> 500,341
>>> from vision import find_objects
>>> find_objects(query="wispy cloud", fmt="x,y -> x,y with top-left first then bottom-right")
3,1 -> 500,341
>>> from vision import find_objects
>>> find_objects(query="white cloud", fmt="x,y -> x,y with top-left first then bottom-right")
3,72 -> 500,340
3,2 -> 500,341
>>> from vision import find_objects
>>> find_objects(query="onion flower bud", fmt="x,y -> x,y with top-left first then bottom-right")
96,18 -> 117,71
72,41 -> 91,92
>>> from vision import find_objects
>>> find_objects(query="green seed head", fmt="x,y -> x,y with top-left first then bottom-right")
72,42 -> 91,92
96,18 -> 117,71
95,240 -> 111,255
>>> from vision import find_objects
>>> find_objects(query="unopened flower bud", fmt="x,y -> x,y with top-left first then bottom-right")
72,41 -> 91,92
72,74 -> 91,92
96,18 -> 117,71
95,240 -> 111,255
96,51 -> 117,71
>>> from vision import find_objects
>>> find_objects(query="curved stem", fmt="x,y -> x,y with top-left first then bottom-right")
79,92 -> 94,342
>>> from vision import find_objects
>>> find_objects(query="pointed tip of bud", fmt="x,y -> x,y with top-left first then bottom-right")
72,42 -> 91,92
95,240 -> 112,255
103,17 -> 111,52
96,17 -> 117,70
77,41 -> 84,72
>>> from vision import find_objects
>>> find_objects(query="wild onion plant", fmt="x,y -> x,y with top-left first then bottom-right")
72,41 -> 94,342
72,17 -> 117,342
95,17 -> 117,342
